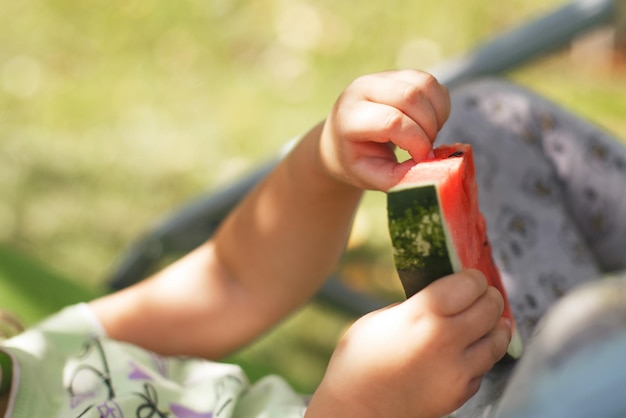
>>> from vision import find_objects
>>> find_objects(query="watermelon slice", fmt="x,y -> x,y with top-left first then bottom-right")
387,143 -> 522,359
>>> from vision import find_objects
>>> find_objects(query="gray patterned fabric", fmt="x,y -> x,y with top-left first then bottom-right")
438,79 -> 626,417
495,272 -> 626,418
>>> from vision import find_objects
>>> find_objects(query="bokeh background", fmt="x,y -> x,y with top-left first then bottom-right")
1,0 -> 625,393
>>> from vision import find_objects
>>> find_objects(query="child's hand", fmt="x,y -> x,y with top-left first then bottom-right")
319,69 -> 450,191
306,270 -> 512,418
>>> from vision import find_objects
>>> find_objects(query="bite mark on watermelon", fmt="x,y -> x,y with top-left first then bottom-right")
387,143 -> 523,359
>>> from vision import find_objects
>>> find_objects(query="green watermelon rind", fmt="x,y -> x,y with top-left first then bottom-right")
387,182 -> 462,298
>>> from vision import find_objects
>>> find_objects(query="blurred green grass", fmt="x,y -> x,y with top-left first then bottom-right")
1,0 -> 625,393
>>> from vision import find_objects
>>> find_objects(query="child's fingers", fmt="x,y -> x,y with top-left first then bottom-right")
452,286 -> 504,345
348,151 -> 421,192
354,74 -> 440,143
378,69 -> 451,130
348,71 -> 449,150
341,100 -> 433,161
412,269 -> 489,317
464,317 -> 513,376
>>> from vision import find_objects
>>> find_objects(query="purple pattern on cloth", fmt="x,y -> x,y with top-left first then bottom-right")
150,353 -> 169,378
97,401 -> 125,418
128,361 -> 153,381
170,404 -> 213,418
69,390 -> 97,409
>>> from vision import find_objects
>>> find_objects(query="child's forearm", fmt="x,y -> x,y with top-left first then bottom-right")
90,123 -> 363,358
210,121 -> 363,334
305,388 -> 383,418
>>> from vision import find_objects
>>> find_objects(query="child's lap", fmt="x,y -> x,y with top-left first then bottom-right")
439,77 -> 626,342
439,78 -> 626,417
496,272 -> 626,417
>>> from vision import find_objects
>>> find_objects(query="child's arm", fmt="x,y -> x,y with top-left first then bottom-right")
89,123 -> 363,358
305,269 -> 513,418
89,69 -> 451,359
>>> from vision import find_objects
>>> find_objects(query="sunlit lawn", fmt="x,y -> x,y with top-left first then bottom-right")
1,0 -> 625,393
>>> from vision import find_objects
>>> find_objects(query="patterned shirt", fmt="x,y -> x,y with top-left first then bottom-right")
0,304 -> 308,418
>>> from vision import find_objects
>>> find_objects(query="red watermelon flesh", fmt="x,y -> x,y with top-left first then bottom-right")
387,143 -> 522,358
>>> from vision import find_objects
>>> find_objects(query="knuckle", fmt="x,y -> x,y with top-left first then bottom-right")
466,268 -> 488,286
400,82 -> 426,107
399,83 -> 434,116
383,109 -> 406,133
462,270 -> 488,298
486,289 -> 503,318
421,72 -> 440,90
486,286 -> 505,316
415,71 -> 440,94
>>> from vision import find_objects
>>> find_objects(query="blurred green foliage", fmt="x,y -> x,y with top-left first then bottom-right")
1,0 -> 625,393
